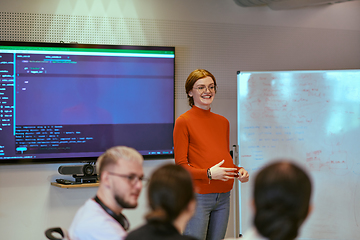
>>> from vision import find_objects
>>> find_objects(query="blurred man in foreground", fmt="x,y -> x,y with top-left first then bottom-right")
69,146 -> 144,240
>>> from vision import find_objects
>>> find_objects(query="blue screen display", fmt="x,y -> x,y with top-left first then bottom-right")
0,41 -> 175,163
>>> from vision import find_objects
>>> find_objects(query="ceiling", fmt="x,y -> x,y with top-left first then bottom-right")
233,0 -> 359,10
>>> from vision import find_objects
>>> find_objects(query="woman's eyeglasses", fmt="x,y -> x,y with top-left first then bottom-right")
193,84 -> 217,93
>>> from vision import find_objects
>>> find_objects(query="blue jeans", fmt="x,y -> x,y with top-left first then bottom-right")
184,191 -> 230,240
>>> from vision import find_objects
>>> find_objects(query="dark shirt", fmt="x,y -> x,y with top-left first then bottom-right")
126,221 -> 198,240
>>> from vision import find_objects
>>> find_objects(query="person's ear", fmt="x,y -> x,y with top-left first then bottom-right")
100,171 -> 111,188
188,90 -> 193,98
307,203 -> 313,217
250,198 -> 256,213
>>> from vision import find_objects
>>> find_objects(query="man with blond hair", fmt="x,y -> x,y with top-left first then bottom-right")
69,146 -> 144,240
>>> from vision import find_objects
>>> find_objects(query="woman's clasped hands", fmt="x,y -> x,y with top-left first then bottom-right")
209,160 -> 249,182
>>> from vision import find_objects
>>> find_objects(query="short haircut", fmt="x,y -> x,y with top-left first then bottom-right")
185,69 -> 217,107
96,146 -> 143,175
253,161 -> 312,240
145,164 -> 195,224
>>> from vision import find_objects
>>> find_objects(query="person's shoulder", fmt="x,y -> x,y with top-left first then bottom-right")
125,224 -> 150,240
213,112 -> 228,119
69,199 -> 127,240
174,109 -> 193,126
177,109 -> 193,119
151,234 -> 198,240
77,199 -> 106,217
181,236 -> 199,240
210,111 -> 229,122
126,223 -> 198,240
70,215 -> 126,240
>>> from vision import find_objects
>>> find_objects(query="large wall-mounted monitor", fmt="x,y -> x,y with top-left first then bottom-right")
0,41 -> 175,164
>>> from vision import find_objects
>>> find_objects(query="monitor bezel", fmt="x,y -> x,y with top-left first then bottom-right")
0,41 -> 175,164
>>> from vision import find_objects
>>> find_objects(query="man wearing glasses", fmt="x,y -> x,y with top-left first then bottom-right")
69,146 -> 144,240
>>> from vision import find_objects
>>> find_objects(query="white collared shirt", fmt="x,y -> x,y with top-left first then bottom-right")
69,199 -> 127,240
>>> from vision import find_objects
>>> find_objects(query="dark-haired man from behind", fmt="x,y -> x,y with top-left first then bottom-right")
225,160 -> 312,240
69,146 -> 144,240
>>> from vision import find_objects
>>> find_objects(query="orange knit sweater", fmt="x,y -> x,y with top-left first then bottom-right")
173,106 -> 239,194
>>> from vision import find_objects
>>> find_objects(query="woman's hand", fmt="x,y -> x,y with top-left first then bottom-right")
209,160 -> 238,181
237,168 -> 249,183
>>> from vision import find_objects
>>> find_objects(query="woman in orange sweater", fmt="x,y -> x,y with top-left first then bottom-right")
173,69 -> 249,240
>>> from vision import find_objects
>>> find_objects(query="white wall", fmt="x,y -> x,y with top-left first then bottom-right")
2,0 -> 360,31
1,0 -> 360,239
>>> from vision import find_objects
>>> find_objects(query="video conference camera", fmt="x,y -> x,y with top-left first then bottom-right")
58,163 -> 98,183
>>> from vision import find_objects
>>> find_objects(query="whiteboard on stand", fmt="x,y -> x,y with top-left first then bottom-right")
237,69 -> 360,240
